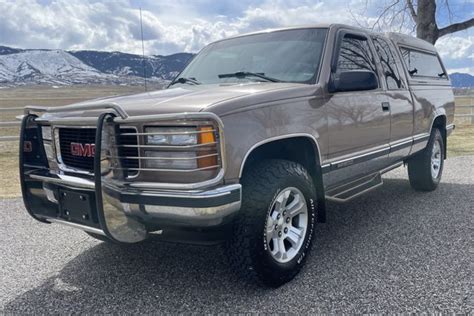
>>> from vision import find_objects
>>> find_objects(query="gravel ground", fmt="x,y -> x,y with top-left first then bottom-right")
1,156 -> 473,313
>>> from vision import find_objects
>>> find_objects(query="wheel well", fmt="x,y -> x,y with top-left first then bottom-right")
432,115 -> 447,158
242,137 -> 319,177
241,137 -> 327,223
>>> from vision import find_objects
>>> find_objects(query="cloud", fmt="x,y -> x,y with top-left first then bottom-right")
0,0 -> 362,53
1,0 -> 141,52
447,67 -> 474,74
0,0 -> 472,73
436,36 -> 473,60
436,35 -> 474,73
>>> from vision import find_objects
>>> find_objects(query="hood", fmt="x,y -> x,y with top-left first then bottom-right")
40,82 -> 318,119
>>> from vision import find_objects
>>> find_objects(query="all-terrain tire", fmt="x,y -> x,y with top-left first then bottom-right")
226,159 -> 318,287
408,128 -> 444,191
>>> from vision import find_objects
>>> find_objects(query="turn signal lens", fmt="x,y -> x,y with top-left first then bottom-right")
197,126 -> 218,168
198,126 -> 215,144
197,153 -> 218,169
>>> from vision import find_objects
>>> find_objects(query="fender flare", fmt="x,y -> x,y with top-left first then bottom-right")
238,133 -> 323,178
429,113 -> 448,157
238,133 -> 327,223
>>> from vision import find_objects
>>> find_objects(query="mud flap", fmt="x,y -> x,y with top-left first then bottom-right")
94,113 -> 147,243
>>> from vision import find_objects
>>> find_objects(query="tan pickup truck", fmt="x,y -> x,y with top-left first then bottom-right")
20,24 -> 455,286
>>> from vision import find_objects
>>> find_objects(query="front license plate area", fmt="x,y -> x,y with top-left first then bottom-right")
58,189 -> 99,227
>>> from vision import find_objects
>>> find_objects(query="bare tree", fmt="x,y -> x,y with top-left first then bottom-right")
358,0 -> 474,44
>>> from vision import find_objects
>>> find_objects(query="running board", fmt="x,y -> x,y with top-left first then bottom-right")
325,173 -> 383,203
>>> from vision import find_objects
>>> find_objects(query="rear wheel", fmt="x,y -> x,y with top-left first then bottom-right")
226,160 -> 317,287
408,128 -> 444,191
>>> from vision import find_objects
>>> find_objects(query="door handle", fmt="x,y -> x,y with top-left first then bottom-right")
382,102 -> 390,112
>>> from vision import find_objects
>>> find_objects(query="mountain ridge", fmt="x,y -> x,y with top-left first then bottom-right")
0,45 -> 194,86
0,45 -> 472,88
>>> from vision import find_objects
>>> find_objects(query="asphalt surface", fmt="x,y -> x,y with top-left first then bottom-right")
1,156 -> 473,313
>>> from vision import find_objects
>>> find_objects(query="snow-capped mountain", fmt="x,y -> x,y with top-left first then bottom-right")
69,50 -> 192,80
0,45 -> 472,89
0,49 -> 109,84
0,45 -> 193,86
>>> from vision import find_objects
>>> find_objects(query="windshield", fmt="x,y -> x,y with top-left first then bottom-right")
177,28 -> 327,85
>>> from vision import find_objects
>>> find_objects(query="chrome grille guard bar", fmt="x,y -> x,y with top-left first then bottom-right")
25,102 -> 129,119
23,101 -> 227,191
19,111 -> 237,243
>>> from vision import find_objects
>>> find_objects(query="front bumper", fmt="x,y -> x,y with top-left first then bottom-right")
25,169 -> 241,238
19,108 -> 241,244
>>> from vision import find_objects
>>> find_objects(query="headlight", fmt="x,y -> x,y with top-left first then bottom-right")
144,151 -> 197,170
142,126 -> 218,170
41,125 -> 52,141
146,127 -> 198,145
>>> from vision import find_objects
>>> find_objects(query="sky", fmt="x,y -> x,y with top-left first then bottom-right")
0,0 -> 473,74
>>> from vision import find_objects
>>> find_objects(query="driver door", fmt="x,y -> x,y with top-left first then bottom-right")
325,31 -> 391,187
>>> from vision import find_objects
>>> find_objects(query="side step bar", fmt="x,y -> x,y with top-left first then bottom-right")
325,173 -> 383,203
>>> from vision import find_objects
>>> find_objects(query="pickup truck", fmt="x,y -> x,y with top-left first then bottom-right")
20,24 -> 455,287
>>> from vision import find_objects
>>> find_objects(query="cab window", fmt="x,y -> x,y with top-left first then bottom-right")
372,37 -> 404,89
336,34 -> 377,74
400,48 -> 447,79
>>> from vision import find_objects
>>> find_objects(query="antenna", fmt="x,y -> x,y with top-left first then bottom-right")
139,7 -> 147,91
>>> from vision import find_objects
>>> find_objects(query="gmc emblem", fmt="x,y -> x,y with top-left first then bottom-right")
70,142 -> 95,158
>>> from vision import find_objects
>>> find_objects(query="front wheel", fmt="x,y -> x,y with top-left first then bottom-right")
226,160 -> 317,287
408,128 -> 444,191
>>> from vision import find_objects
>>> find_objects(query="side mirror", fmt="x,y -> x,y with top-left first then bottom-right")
330,70 -> 378,92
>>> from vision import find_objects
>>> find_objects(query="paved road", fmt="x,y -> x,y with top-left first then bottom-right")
1,156 -> 473,313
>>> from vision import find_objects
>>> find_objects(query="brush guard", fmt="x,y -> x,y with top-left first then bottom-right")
19,104 -> 241,244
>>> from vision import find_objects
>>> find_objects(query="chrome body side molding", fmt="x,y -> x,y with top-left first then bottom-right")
322,132 -> 430,174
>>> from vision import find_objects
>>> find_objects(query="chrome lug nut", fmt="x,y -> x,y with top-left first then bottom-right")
286,217 -> 290,223
278,231 -> 282,237
284,227 -> 288,233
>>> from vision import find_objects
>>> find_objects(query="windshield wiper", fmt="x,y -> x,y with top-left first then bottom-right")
218,71 -> 281,82
169,77 -> 201,86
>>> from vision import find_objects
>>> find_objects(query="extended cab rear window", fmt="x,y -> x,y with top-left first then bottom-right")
400,48 -> 447,79
373,37 -> 404,89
